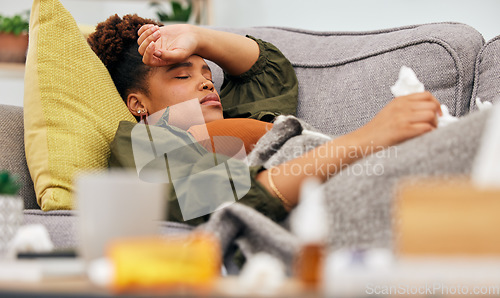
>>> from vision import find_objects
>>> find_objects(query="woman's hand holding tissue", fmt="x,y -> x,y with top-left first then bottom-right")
358,91 -> 442,148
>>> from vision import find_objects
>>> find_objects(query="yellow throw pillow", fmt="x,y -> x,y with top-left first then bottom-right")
24,0 -> 136,210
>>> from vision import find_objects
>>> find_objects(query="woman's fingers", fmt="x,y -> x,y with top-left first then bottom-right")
137,26 -> 160,55
137,25 -> 150,36
137,24 -> 160,36
367,91 -> 444,147
154,48 -> 189,65
142,41 -> 165,67
409,110 -> 439,128
403,94 -> 441,128
141,41 -> 155,66
411,101 -> 441,113
410,123 -> 435,136
405,91 -> 442,115
137,25 -> 155,45
137,24 -> 198,67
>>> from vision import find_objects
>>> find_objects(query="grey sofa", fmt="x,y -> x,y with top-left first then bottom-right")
2,22 -> 500,249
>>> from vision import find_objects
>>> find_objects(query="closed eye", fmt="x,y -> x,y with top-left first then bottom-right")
175,76 -> 190,79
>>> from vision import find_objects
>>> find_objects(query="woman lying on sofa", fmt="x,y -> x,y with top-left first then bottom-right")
88,14 -> 450,225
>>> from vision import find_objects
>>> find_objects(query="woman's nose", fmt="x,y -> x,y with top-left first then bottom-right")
200,80 -> 214,91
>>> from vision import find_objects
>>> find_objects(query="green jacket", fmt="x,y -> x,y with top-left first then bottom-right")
108,37 -> 298,226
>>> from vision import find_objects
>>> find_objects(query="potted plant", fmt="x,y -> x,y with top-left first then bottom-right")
0,11 -> 30,63
0,170 -> 23,257
150,0 -> 193,24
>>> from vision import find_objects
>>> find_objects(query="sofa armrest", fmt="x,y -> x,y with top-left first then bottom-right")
470,35 -> 500,111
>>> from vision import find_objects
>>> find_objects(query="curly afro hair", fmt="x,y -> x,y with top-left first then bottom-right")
88,14 -> 161,103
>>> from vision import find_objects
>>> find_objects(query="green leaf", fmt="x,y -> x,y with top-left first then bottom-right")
0,12 -> 29,35
182,5 -> 192,21
158,12 -> 170,22
152,1 -> 192,23
172,1 -> 183,19
0,170 -> 21,195
0,172 -> 9,185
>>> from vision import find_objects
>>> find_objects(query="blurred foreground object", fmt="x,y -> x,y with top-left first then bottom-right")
107,232 -> 220,293
8,224 -> 53,259
236,253 -> 286,296
396,178 -> 500,255
291,178 -> 328,289
472,104 -> 500,188
0,170 -> 23,258
76,170 -> 166,262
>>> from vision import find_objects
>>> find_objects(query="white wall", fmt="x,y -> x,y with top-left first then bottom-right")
213,0 -> 500,41
0,67 -> 25,107
2,0 -> 500,107
2,0 -> 500,40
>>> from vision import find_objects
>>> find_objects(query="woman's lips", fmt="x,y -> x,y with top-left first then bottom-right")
200,93 -> 221,107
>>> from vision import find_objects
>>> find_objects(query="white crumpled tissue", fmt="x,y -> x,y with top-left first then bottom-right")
390,66 -> 425,97
475,97 -> 493,111
88,257 -> 114,287
391,66 -> 459,128
437,104 -> 459,127
391,66 -> 493,128
234,253 -> 286,296
7,224 -> 54,259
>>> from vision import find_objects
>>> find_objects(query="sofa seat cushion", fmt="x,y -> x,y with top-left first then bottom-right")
23,210 -> 194,250
23,210 -> 77,249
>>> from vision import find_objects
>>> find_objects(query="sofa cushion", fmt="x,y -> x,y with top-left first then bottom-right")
470,35 -> 500,111
23,0 -> 136,210
214,24 -> 484,135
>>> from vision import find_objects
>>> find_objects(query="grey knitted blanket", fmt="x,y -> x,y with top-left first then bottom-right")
200,109 -> 491,272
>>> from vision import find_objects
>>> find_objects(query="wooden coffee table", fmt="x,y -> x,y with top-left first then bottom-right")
0,272 -> 312,297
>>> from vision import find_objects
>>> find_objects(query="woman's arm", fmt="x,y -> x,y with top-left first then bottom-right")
257,91 -> 443,210
137,24 -> 259,76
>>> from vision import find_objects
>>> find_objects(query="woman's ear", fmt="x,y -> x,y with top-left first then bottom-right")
127,93 -> 148,117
